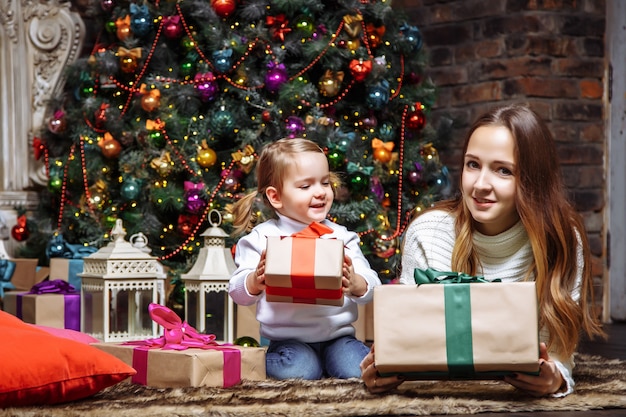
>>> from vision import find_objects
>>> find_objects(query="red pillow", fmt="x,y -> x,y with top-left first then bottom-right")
0,310 -> 136,407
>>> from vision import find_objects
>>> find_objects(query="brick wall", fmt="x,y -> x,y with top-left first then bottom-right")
395,0 -> 607,305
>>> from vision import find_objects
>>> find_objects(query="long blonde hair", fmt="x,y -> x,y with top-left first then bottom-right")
419,104 -> 603,357
229,138 -> 339,236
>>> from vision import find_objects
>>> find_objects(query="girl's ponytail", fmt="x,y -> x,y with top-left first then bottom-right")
229,190 -> 259,236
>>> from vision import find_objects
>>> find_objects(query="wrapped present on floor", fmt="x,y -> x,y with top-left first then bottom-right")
7,258 -> 46,292
3,280 -> 80,331
265,222 -> 344,306
46,232 -> 98,291
49,258 -> 84,291
374,269 -> 540,380
0,259 -> 16,298
92,303 -> 266,388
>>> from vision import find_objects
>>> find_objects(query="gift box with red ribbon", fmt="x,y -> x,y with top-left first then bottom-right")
2,279 -> 81,331
264,222 -> 344,306
92,303 -> 266,388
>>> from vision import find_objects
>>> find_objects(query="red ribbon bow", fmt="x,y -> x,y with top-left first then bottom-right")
291,222 -> 334,238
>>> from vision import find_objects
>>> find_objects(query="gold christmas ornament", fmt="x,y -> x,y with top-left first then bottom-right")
150,151 -> 174,177
197,140 -> 217,168
318,70 -> 344,97
343,14 -> 363,38
231,144 -> 256,173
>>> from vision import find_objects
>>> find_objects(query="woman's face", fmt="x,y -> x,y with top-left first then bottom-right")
461,125 -> 519,236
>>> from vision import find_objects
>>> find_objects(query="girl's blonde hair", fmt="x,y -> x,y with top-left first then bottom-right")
416,103 -> 603,357
229,138 -> 339,235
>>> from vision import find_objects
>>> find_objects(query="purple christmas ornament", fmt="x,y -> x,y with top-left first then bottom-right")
195,72 -> 218,102
265,62 -> 288,93
285,116 -> 306,138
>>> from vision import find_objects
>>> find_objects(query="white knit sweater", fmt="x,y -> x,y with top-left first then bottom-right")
399,209 -> 582,397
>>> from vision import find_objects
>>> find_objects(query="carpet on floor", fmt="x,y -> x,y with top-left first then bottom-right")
2,353 -> 625,417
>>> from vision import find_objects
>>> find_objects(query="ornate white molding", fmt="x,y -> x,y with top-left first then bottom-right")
0,0 -> 84,254
0,0 -> 84,197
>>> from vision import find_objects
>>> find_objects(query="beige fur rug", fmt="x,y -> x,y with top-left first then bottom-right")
2,354 -> 625,417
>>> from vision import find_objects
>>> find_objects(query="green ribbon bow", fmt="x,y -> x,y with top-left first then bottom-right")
411,268 -> 499,378
413,268 -> 499,285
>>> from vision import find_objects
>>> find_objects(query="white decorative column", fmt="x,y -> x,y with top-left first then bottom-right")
0,0 -> 84,255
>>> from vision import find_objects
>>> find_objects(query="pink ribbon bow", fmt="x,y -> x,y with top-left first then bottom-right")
125,303 -> 217,350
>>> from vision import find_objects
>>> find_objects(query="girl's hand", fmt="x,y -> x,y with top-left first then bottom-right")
246,250 -> 267,296
503,343 -> 565,396
360,344 -> 405,393
342,255 -> 367,297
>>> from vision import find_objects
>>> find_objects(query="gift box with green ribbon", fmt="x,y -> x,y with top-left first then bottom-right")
373,268 -> 540,379
264,222 -> 344,306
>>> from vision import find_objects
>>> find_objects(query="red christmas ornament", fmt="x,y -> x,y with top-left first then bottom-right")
261,110 -> 272,122
266,14 -> 291,42
365,23 -> 385,48
211,0 -> 237,17
349,58 -> 372,82
407,103 -> 426,131
94,103 -> 109,128
32,137 -> 45,160
177,214 -> 198,237
99,132 -> 122,158
11,215 -> 29,241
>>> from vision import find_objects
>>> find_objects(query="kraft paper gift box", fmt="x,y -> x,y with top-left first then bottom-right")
3,280 -> 81,331
265,223 -> 344,306
92,303 -> 266,388
49,258 -> 84,290
8,258 -> 45,291
92,342 -> 266,388
374,276 -> 540,379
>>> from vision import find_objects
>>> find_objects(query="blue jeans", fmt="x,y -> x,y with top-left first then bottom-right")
266,335 -> 369,380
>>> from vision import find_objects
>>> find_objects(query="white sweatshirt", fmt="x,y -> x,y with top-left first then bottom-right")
229,213 -> 381,343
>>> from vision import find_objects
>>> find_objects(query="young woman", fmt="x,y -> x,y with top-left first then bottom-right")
229,138 -> 381,380
360,103 -> 604,397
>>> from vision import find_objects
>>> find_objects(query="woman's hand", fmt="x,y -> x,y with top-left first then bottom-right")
246,250 -> 267,295
360,344 -> 405,393
342,255 -> 367,297
503,342 -> 565,396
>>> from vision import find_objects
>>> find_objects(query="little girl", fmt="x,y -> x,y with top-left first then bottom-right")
229,138 -> 381,380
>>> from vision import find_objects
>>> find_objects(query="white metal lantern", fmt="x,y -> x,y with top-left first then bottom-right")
79,219 -> 166,342
181,209 -> 236,343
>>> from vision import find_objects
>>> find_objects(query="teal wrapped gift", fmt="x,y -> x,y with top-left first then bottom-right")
49,258 -> 84,290
0,259 -> 16,298
373,269 -> 540,380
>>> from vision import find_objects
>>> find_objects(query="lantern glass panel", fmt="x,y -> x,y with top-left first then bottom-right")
110,288 -> 156,337
186,290 -> 226,340
203,291 -> 226,340
82,288 -> 104,335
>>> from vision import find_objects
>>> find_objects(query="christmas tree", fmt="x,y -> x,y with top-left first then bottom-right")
22,0 -> 451,299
